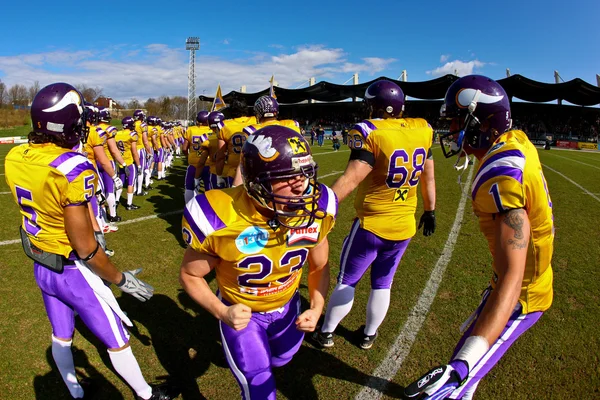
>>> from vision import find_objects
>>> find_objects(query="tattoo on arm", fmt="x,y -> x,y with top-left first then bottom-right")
502,209 -> 528,249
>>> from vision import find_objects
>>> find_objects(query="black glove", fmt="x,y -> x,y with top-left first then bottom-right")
418,210 -> 436,237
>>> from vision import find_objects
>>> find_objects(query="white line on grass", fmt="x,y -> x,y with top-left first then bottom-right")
356,166 -> 475,400
542,164 -> 600,203
0,191 -> 10,195
0,171 -> 345,246
546,153 -> 600,171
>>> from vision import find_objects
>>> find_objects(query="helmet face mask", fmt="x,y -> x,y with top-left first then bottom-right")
241,125 -> 325,229
439,75 -> 512,159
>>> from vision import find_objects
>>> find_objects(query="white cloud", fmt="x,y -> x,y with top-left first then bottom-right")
426,59 -> 485,77
440,54 -> 450,63
268,44 -> 285,49
0,44 -> 396,103
223,39 -> 230,45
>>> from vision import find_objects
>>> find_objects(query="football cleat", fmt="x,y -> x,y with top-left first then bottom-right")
125,204 -> 141,210
104,248 -> 115,257
312,330 -> 334,348
140,382 -> 181,400
360,330 -> 378,350
107,215 -> 122,223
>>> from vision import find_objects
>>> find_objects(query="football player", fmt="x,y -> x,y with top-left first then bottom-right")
404,75 -> 554,400
148,116 -> 165,180
4,83 -> 177,400
313,80 -> 436,350
115,117 -> 141,210
133,109 -> 151,195
230,96 -> 301,186
195,111 -> 225,191
183,111 -> 211,203
215,98 -> 256,188
180,125 -> 337,399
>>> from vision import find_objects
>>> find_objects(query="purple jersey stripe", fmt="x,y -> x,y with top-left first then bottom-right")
479,149 -> 525,173
65,163 -> 96,183
243,126 -> 257,135
184,206 -> 206,243
49,152 -> 80,168
352,120 -> 377,139
317,183 -> 329,214
471,166 -> 523,200
196,195 -> 226,231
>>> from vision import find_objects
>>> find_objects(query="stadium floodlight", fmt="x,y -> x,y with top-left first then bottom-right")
186,37 -> 200,122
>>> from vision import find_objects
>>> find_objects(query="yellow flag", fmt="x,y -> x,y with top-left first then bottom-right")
269,75 -> 277,99
211,84 -> 226,112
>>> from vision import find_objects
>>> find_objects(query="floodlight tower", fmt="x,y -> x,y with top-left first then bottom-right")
186,37 -> 200,122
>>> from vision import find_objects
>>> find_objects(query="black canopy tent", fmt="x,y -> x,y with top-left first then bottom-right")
198,74 -> 600,106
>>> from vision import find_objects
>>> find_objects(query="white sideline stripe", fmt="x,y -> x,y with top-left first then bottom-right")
542,164 -> 600,203
356,166 -> 475,400
314,149 -> 350,156
0,172 -> 345,247
0,191 -> 10,195
546,153 -> 600,170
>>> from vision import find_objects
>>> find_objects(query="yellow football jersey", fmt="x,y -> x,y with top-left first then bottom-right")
82,124 -> 107,168
471,130 -> 554,313
98,122 -> 117,161
243,119 -> 301,136
115,129 -> 138,165
149,126 -> 161,150
182,184 -> 337,312
218,116 -> 257,178
204,130 -> 220,174
134,120 -> 147,150
186,125 -> 212,165
349,118 -> 433,241
5,143 -> 98,258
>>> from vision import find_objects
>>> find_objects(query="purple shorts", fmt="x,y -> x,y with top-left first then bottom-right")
219,291 -> 304,400
337,218 -> 411,289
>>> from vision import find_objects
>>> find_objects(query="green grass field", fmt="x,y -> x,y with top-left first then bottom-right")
0,142 -> 599,399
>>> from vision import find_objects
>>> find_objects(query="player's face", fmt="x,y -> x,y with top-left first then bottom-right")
271,175 -> 309,211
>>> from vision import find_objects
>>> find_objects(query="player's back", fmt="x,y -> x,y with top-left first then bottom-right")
115,129 -> 136,164
219,116 -> 257,177
82,125 -> 106,168
5,143 -> 97,258
471,129 -> 553,313
186,125 -> 212,165
244,119 -> 300,135
134,120 -> 146,149
349,118 -> 433,241
98,122 -> 117,160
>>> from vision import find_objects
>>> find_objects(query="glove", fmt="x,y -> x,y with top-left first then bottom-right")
116,268 -> 154,302
122,163 -> 130,178
94,231 -> 107,250
404,360 -> 469,400
137,166 -> 143,178
216,175 -> 226,189
418,210 -> 436,237
112,174 -> 123,191
96,189 -> 106,205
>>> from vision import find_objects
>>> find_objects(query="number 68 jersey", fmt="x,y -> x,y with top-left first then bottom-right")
182,184 -> 338,312
348,118 -> 433,241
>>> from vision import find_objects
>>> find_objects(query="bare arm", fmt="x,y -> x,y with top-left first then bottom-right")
215,139 -> 227,176
93,146 -> 116,176
471,208 -> 529,344
420,158 -> 436,211
107,138 -> 126,166
232,164 -> 243,187
86,202 -> 100,231
194,149 -> 210,179
296,237 -> 330,332
64,205 -> 122,284
142,131 -> 152,154
331,159 -> 372,203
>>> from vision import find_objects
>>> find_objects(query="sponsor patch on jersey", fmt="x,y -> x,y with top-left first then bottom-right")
394,188 -> 409,202
235,226 -> 270,255
487,141 -> 506,155
286,222 -> 320,246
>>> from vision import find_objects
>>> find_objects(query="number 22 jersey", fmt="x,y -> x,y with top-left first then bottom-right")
182,184 -> 338,312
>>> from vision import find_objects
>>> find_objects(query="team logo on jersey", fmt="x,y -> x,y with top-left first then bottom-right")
394,188 -> 409,202
287,137 -> 307,155
235,226 -> 270,254
286,222 -> 320,246
486,141 -> 506,155
246,134 -> 279,161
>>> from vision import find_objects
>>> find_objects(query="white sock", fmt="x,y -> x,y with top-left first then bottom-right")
185,189 -> 195,204
460,382 -> 480,400
144,169 -> 150,187
321,284 -> 355,333
108,346 -> 152,400
127,193 -> 133,206
115,188 -> 123,204
51,336 -> 84,399
106,193 -> 116,217
365,288 -> 391,336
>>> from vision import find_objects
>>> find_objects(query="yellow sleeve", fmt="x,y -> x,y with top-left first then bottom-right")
60,159 -> 98,206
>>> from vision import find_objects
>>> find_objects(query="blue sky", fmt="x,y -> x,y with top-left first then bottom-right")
0,0 -> 598,102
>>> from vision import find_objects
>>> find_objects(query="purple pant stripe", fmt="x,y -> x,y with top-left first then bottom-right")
119,165 -> 136,187
34,262 -> 129,348
201,167 -> 211,190
138,149 -> 146,171
98,161 -> 116,194
185,165 -> 196,190
338,219 -> 411,289
219,292 -> 303,400
449,301 -> 543,399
